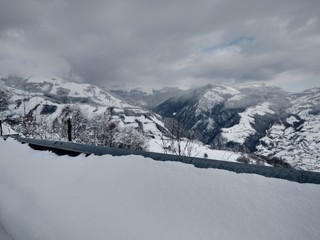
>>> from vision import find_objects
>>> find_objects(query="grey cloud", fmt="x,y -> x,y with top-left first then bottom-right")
0,0 -> 319,90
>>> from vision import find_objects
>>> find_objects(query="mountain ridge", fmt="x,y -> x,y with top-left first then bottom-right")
150,84 -> 320,171
1,76 -> 319,171
0,76 -> 169,149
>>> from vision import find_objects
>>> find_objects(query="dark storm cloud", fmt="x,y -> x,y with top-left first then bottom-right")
0,0 -> 319,90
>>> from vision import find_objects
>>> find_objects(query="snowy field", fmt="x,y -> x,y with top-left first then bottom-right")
0,138 -> 320,240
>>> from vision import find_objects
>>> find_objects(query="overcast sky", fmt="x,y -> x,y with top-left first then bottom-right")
0,0 -> 319,91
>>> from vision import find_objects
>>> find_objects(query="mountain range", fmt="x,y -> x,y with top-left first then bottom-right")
0,76 -> 319,171
113,83 -> 320,171
0,76 -> 168,149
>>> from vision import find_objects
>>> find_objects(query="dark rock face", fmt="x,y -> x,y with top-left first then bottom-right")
41,105 -> 58,115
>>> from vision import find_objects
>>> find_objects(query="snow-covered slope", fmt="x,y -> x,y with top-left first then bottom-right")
1,77 -> 258,164
153,84 -> 320,171
0,76 -> 168,143
256,88 -> 320,171
3,76 -> 131,108
0,138 -> 319,240
154,84 -> 288,151
0,122 -> 17,135
2,77 -> 319,171
221,102 -> 275,144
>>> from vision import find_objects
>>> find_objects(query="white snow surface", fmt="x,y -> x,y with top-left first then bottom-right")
195,86 -> 240,116
0,138 -> 320,240
222,102 -> 275,144
147,138 -> 256,164
196,90 -> 224,116
0,123 -> 17,135
256,89 -> 320,172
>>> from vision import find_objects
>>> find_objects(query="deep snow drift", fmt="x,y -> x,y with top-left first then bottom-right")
0,138 -> 320,240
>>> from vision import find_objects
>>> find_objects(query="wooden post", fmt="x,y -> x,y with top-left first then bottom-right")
0,119 -> 2,136
67,118 -> 72,141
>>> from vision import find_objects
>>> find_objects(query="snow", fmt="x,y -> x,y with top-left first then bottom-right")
222,102 -> 275,144
195,85 -> 241,116
256,89 -> 320,172
196,89 -> 224,116
0,223 -> 12,240
286,115 -> 300,125
1,123 -> 17,135
148,138 -> 242,162
24,76 -> 132,108
214,85 -> 240,95
147,137 -> 271,166
149,115 -> 166,128
227,93 -> 245,102
206,117 -> 215,131
1,77 -> 169,141
0,138 -> 319,240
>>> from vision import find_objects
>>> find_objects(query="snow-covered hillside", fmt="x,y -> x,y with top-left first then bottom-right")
221,102 -> 275,144
256,88 -> 320,171
0,76 -> 168,143
0,77 -> 269,165
2,77 -> 320,171
153,84 -> 320,171
154,84 -> 288,151
0,138 -> 319,240
2,76 -> 131,108
147,137 -> 267,165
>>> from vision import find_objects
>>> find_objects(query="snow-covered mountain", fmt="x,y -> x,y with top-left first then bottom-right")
153,84 -> 289,149
152,84 -> 320,171
0,76 -> 169,147
1,76 -> 319,171
256,88 -> 320,171
0,76 -> 264,166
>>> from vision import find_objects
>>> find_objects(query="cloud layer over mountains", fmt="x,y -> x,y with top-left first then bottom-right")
0,0 -> 319,90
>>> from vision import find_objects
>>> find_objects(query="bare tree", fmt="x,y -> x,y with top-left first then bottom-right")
161,113 -> 198,157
